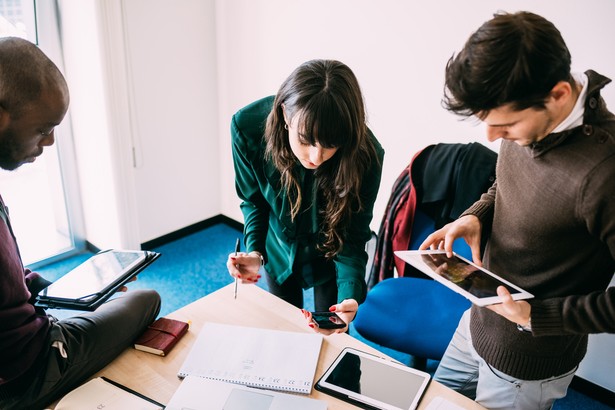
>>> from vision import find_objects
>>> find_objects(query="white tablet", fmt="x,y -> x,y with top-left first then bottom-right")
315,348 -> 430,410
394,250 -> 533,306
36,249 -> 160,311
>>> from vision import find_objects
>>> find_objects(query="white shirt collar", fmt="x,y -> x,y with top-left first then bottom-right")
551,72 -> 588,134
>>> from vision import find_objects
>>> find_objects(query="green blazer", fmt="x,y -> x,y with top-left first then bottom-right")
231,96 -> 384,304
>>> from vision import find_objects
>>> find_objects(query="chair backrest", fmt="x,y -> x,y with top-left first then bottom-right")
368,142 -> 497,286
404,207 -> 473,279
410,208 -> 473,259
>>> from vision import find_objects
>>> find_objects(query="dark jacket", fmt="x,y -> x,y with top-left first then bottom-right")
369,142 -> 497,288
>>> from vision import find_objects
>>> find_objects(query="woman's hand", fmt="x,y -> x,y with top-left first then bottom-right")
226,252 -> 262,284
301,299 -> 359,335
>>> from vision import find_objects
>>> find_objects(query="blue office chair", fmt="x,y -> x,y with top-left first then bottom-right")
354,208 -> 472,370
354,142 -> 498,371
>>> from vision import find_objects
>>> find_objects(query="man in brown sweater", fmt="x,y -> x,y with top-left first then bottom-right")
420,11 -> 615,410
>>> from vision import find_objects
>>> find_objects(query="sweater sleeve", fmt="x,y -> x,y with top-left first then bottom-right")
531,156 -> 615,336
460,180 -> 496,224
25,269 -> 52,304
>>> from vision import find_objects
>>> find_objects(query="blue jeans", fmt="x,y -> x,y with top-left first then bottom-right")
434,309 -> 576,410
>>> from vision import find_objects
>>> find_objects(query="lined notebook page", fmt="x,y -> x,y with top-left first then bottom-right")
177,322 -> 323,394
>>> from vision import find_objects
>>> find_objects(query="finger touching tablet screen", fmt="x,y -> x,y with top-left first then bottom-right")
394,250 -> 533,306
315,348 -> 430,410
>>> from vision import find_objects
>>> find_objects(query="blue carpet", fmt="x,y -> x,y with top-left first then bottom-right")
34,222 -> 613,410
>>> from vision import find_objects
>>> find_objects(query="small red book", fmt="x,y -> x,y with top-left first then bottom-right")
134,317 -> 189,356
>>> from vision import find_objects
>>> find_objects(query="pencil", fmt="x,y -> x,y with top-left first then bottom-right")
234,238 -> 240,299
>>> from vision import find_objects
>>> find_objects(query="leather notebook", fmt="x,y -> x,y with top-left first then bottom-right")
134,317 -> 189,356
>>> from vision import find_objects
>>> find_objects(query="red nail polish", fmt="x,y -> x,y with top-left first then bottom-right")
329,306 -> 336,312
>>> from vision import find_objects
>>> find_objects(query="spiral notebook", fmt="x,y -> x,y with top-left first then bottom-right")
177,322 -> 323,394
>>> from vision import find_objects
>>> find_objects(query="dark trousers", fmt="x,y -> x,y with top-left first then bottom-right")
0,289 -> 161,410
265,269 -> 338,312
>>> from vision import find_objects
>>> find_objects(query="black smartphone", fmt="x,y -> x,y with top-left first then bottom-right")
311,311 -> 346,329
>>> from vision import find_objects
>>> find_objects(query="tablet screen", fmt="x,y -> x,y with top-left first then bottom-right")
418,252 -> 518,297
42,250 -> 147,300
394,250 -> 533,306
316,348 -> 430,410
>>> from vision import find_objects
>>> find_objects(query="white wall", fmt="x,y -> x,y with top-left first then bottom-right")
120,0 -> 219,243
216,0 -> 615,229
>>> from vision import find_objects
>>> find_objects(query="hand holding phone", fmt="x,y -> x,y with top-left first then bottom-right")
311,311 -> 347,329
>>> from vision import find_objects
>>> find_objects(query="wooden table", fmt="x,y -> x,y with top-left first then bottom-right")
51,284 -> 484,409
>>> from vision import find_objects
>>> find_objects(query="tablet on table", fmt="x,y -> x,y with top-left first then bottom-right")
315,347 -> 430,410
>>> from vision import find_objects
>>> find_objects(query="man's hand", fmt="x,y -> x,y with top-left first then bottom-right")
118,275 -> 138,292
419,215 -> 483,265
488,286 -> 532,328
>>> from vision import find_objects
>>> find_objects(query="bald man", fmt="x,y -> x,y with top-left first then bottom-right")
0,37 -> 161,409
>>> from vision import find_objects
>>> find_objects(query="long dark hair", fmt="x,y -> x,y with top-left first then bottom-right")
264,59 -> 378,258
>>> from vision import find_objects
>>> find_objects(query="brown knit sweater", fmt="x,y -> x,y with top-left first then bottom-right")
463,70 -> 615,380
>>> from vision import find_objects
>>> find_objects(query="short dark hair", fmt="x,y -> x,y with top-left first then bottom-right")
0,37 -> 67,118
443,11 -> 573,117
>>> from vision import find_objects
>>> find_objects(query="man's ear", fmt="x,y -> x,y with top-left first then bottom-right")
549,81 -> 573,105
0,104 -> 10,132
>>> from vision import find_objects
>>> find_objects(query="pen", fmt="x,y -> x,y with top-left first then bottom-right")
234,238 -> 240,299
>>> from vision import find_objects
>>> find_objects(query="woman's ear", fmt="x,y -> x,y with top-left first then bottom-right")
281,103 -> 290,126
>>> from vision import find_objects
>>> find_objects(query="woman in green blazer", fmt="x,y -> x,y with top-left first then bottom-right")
227,59 -> 384,334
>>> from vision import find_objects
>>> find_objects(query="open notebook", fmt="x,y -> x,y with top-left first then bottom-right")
166,376 -> 326,410
177,322 -> 323,394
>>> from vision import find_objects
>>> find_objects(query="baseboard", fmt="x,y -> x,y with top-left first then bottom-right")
570,375 -> 615,407
140,214 -> 243,250
85,241 -> 101,254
